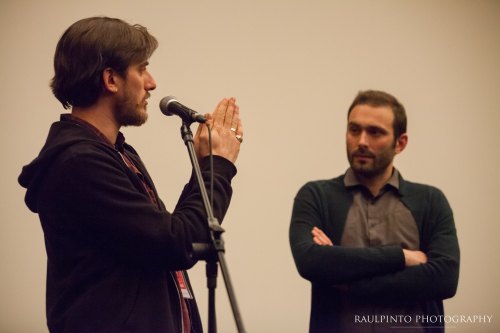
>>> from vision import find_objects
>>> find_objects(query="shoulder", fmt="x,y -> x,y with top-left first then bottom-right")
399,176 -> 447,199
46,128 -> 121,175
299,175 -> 343,190
45,120 -> 117,161
295,175 -> 347,199
399,176 -> 452,214
55,141 -> 118,169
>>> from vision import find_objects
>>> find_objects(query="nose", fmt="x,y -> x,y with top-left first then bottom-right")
145,71 -> 156,91
358,131 -> 369,147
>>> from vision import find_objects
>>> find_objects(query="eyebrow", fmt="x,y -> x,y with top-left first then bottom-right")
348,122 -> 389,133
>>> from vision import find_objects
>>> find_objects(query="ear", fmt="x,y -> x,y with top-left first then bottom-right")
395,133 -> 408,154
102,68 -> 119,93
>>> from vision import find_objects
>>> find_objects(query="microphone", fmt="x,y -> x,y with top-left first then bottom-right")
159,96 -> 206,123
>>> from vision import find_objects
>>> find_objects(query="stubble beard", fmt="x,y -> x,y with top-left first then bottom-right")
114,92 -> 148,127
348,147 -> 395,179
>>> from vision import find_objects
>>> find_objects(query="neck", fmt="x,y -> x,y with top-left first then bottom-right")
71,100 -> 119,144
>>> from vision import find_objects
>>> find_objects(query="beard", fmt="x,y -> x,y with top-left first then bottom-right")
347,146 -> 395,178
114,91 -> 149,127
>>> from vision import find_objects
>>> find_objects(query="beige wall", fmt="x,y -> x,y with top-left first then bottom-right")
1,0 -> 499,332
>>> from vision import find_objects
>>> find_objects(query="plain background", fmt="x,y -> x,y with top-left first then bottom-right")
1,0 -> 499,332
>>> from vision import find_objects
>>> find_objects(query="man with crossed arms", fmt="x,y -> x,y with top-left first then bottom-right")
290,90 -> 459,333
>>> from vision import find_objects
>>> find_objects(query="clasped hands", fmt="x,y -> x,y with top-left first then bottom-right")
194,97 -> 243,163
311,226 -> 428,267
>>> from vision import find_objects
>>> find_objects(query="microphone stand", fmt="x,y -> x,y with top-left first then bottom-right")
179,121 -> 246,333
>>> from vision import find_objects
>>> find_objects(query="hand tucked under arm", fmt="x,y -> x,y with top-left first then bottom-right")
402,249 -> 428,267
311,227 -> 334,246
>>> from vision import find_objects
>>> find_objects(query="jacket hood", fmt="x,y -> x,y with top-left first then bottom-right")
18,120 -> 105,213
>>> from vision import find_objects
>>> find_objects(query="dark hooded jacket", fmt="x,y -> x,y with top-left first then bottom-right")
18,116 -> 237,333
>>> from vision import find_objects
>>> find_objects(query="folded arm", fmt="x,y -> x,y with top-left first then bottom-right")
291,183 -> 460,303
289,184 -> 406,285
312,226 -> 428,267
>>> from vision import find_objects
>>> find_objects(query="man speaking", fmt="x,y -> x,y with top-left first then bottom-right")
19,16 -> 243,333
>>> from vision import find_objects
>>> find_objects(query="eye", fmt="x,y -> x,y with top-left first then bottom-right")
348,125 -> 361,135
367,127 -> 385,137
139,62 -> 149,73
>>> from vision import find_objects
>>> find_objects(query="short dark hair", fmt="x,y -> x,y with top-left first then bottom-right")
50,16 -> 158,109
347,90 -> 407,140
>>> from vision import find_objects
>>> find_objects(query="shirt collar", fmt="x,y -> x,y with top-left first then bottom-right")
344,167 -> 400,192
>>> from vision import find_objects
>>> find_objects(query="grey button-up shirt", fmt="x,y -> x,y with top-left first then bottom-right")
338,168 -> 424,333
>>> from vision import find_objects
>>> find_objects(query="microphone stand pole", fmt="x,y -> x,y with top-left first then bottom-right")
179,122 -> 246,333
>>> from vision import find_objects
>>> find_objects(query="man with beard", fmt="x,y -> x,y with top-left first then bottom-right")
18,17 -> 243,333
289,90 -> 459,333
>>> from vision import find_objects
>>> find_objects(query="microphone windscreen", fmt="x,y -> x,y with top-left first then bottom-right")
159,96 -> 177,116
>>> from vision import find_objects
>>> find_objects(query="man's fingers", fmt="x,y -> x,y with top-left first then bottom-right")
313,236 -> 323,245
312,227 -> 333,246
224,98 -> 236,128
212,98 -> 228,127
230,104 -> 240,134
403,249 -> 428,267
